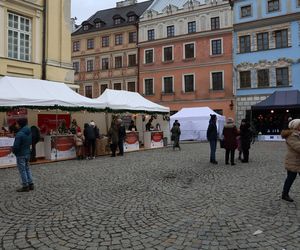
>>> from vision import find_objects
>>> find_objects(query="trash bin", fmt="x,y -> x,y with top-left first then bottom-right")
163,137 -> 168,146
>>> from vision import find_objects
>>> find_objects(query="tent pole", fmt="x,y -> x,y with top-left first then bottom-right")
55,108 -> 58,160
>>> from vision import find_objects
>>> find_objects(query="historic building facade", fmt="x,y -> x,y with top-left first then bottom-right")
138,0 -> 234,117
233,0 -> 300,122
71,0 -> 153,98
0,0 -> 74,86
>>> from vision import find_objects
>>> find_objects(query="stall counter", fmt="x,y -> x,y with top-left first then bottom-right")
0,137 -> 16,167
144,131 -> 164,149
44,135 -> 76,160
124,131 -> 139,152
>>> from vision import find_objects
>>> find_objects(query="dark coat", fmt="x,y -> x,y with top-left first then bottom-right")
207,120 -> 218,141
108,125 -> 119,145
118,125 -> 126,140
13,125 -> 32,157
222,123 -> 238,150
31,125 -> 40,144
84,125 -> 96,141
240,123 -> 252,150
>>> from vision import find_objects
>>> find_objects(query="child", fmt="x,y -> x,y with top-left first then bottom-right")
74,132 -> 85,160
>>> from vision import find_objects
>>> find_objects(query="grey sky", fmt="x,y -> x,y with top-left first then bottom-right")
71,0 -> 149,24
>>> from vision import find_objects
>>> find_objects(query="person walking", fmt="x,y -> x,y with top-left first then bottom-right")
74,131 -> 85,160
171,122 -> 181,150
12,118 -> 34,192
108,120 -> 119,157
281,119 -> 300,202
222,117 -> 238,166
83,123 -> 96,159
240,119 -> 252,163
117,119 -> 126,156
206,114 -> 218,164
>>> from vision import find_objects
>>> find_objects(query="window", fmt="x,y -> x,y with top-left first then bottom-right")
101,58 -> 109,70
268,0 -> 280,12
115,56 -> 122,68
276,67 -> 289,86
114,18 -> 121,25
129,32 -> 137,43
86,59 -> 94,72
257,32 -> 269,51
241,5 -> 252,17
102,36 -> 109,47
211,39 -> 222,55
87,39 -> 94,49
145,49 -> 153,64
128,54 -> 136,67
211,72 -> 223,90
239,71 -> 251,88
184,43 -> 195,59
144,79 -> 154,95
167,25 -> 175,37
73,41 -> 80,52
211,17 -> 220,30
163,46 -> 173,61
127,82 -> 135,92
184,75 -> 194,92
148,29 -> 155,41
257,69 -> 269,87
95,22 -> 102,28
114,83 -> 122,90
275,29 -> 288,48
115,34 -> 123,45
73,62 -> 79,73
83,25 -> 89,31
128,16 -> 136,22
100,84 -> 107,94
239,35 -> 251,53
188,21 -> 196,33
163,77 -> 173,94
85,86 -> 93,98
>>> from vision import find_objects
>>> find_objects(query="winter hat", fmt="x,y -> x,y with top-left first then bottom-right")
90,121 -> 95,127
288,119 -> 300,129
227,117 -> 234,124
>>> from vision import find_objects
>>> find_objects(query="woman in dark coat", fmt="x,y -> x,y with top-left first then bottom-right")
207,114 -> 218,164
240,119 -> 252,163
171,123 -> 181,150
222,118 -> 239,165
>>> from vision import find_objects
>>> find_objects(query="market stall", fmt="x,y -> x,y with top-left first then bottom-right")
0,76 -> 105,167
95,89 -> 170,151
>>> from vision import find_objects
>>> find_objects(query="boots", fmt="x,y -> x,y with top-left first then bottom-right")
282,194 -> 294,202
29,183 -> 34,191
16,186 -> 30,192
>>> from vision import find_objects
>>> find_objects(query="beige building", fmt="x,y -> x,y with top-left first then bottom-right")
0,0 -> 74,86
72,0 -> 153,98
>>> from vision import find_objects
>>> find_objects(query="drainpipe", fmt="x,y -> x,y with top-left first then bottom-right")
136,21 -> 140,93
42,0 -> 47,80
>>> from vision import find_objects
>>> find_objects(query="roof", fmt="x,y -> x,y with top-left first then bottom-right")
146,0 -> 205,14
72,0 -> 153,36
252,90 -> 300,110
0,76 -> 104,111
170,107 -> 225,120
95,89 -> 169,114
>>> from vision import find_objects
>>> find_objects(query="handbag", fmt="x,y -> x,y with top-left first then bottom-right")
219,139 -> 225,148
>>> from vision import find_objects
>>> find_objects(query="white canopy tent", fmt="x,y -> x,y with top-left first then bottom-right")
170,107 -> 226,141
0,76 -> 103,110
95,89 -> 170,113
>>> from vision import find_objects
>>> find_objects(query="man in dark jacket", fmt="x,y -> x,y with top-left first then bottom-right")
207,114 -> 218,164
30,125 -> 40,162
84,123 -> 96,159
13,118 -> 34,192
117,119 -> 126,156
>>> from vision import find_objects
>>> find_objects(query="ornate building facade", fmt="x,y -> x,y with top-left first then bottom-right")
233,0 -> 300,122
138,0 -> 234,117
71,0 -> 153,98
0,0 -> 74,86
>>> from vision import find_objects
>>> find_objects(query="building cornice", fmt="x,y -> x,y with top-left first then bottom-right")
234,12 -> 300,31
138,28 -> 233,47
0,0 -> 44,11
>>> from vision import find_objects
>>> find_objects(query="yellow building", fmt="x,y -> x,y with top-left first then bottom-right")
0,0 -> 75,87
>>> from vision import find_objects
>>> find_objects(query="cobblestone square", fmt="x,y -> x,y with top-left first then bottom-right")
0,142 -> 299,250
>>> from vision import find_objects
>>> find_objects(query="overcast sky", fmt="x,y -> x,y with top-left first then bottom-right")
71,0 -> 148,24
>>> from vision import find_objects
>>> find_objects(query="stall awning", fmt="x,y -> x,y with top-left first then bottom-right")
95,89 -> 170,114
251,90 -> 300,110
0,76 -> 105,111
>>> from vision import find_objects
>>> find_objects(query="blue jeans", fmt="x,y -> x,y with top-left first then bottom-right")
209,139 -> 217,162
17,156 -> 33,187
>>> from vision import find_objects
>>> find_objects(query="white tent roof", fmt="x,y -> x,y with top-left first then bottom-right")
171,107 -> 225,120
0,76 -> 103,110
95,89 -> 170,113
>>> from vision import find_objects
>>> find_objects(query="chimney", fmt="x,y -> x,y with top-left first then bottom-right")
116,0 -> 137,8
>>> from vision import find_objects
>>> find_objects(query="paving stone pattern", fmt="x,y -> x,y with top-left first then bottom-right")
0,142 -> 299,250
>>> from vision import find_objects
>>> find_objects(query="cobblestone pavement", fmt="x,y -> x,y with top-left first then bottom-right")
0,141 -> 300,250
